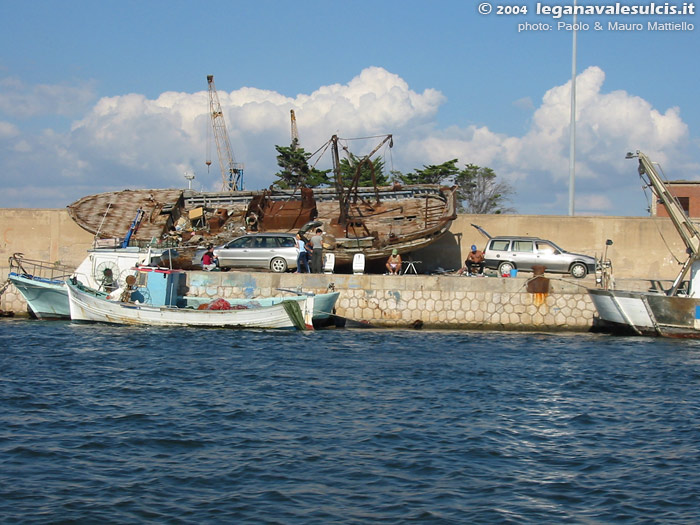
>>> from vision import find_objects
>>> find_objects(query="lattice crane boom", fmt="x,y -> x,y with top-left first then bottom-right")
290,109 -> 299,149
207,75 -> 243,191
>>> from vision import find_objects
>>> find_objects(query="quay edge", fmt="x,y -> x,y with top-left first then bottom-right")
183,270 -> 599,331
1,209 -> 692,330
2,268 -> 599,331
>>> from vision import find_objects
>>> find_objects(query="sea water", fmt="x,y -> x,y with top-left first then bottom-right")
1,319 -> 699,523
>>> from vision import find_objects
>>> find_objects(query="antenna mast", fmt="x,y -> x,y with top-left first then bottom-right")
207,75 -> 243,191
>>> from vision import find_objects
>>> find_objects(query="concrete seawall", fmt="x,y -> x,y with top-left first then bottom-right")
186,270 -> 599,331
0,208 -> 683,328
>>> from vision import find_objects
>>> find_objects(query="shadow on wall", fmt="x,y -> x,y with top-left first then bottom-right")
410,231 -> 465,273
328,231 -> 465,275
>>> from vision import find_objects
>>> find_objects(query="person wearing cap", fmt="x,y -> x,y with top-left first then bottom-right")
462,244 -> 485,276
245,211 -> 259,232
385,248 -> 402,275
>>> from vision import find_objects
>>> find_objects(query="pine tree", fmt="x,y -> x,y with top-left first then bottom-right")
398,159 -> 459,185
272,141 -> 331,189
338,153 -> 389,187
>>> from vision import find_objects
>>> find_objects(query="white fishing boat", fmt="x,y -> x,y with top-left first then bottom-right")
7,255 -> 74,319
7,244 -> 165,319
588,151 -> 700,338
588,288 -> 657,336
182,288 -> 341,328
66,269 -> 315,330
8,249 -> 340,325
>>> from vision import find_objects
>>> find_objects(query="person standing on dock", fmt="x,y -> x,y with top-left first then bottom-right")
310,228 -> 324,273
296,234 -> 310,273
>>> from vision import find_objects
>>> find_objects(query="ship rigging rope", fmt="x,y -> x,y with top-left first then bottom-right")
339,134 -> 391,142
307,134 -> 393,170
308,140 -> 332,169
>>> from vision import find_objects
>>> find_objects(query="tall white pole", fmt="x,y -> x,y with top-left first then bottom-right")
568,0 -> 577,216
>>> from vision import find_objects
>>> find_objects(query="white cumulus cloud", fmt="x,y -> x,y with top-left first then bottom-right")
0,120 -> 19,139
0,76 -> 97,118
396,66 -> 692,214
0,66 -> 695,215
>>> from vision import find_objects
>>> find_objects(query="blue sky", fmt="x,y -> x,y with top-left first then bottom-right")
1,0 -> 698,215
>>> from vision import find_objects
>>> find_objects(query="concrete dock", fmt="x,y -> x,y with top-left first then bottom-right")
0,208 -> 685,330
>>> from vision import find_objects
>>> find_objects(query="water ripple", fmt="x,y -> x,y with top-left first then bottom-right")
1,320 -> 700,523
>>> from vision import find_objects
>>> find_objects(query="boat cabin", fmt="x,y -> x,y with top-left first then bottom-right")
133,267 -> 187,307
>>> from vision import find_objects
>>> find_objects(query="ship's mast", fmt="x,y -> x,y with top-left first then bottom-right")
331,135 -> 344,219
207,75 -> 243,191
332,134 -> 392,226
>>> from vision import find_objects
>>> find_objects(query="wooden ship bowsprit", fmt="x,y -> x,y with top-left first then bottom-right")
67,134 -> 457,270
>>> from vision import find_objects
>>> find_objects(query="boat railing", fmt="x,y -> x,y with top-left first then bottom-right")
424,197 -> 449,228
92,237 -> 180,250
182,185 -> 448,207
8,253 -> 75,283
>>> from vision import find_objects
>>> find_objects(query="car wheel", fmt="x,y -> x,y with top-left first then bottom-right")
570,262 -> 588,278
498,261 -> 514,276
270,257 -> 288,273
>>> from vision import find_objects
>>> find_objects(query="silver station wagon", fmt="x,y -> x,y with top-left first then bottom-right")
473,226 -> 596,279
192,233 -> 298,273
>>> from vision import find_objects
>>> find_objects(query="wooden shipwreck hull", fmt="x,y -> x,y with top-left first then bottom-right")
67,189 -> 186,244
313,185 -> 457,264
66,184 -> 457,265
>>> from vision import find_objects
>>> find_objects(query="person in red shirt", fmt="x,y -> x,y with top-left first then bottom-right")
201,245 -> 218,271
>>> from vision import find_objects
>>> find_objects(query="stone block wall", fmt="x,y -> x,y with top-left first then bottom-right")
0,281 -> 29,316
334,286 -> 596,330
0,208 -> 682,325
185,271 -> 597,331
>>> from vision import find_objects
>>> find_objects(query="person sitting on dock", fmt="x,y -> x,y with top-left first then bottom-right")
386,249 -> 402,275
202,245 -> 219,271
458,245 -> 485,276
